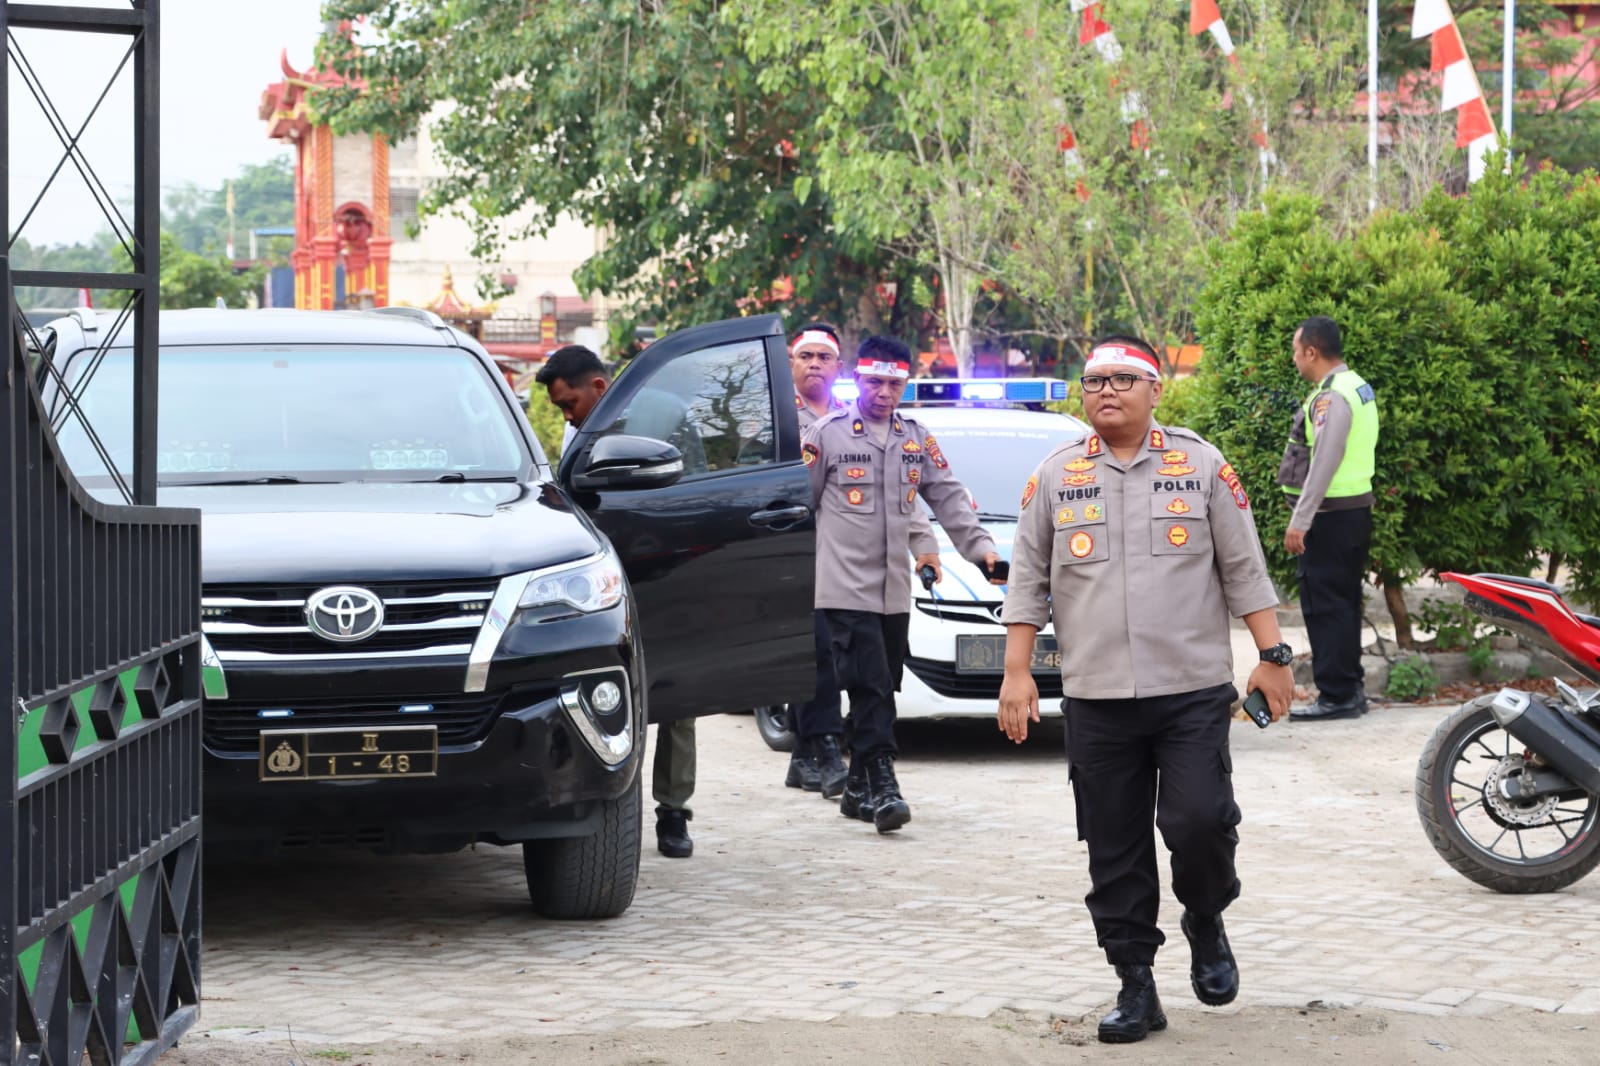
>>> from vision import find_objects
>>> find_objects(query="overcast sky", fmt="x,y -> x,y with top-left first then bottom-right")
8,0 -> 327,247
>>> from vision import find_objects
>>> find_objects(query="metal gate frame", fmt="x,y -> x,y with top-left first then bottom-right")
3,3 -> 203,1063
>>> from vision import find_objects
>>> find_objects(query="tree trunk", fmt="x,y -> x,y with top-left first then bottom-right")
1381,571 -> 1413,648
1545,552 -> 1565,585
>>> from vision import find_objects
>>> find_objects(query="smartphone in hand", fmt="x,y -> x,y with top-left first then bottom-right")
1242,688 -> 1273,729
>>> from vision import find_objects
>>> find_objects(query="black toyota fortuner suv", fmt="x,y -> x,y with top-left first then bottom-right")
36,306 -> 815,919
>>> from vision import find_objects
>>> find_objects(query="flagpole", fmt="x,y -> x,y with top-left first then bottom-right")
1503,0 -> 1516,153
1368,0 -> 1379,212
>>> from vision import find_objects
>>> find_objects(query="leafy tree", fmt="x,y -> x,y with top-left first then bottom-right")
1190,166 -> 1600,642
9,233 -> 120,311
162,157 -> 296,260
313,0 -> 899,354
155,233 -> 261,310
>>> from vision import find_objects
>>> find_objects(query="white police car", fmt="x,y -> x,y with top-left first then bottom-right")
753,379 -> 1087,749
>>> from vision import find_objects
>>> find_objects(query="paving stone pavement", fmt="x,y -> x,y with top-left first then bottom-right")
193,694 -> 1600,1048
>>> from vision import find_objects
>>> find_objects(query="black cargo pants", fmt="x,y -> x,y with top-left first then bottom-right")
822,609 -> 910,757
790,609 -> 844,740
1298,506 -> 1372,705
1063,683 -> 1242,967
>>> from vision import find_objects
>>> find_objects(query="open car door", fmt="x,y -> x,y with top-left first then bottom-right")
560,314 -> 816,722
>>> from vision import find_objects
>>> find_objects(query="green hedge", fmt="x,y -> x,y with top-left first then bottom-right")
1190,163 -> 1600,631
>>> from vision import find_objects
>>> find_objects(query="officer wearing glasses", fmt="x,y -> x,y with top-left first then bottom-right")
998,336 -> 1294,1044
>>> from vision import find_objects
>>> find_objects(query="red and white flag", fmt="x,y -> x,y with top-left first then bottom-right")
1412,0 -> 1497,181
1071,0 -> 1147,151
1189,1 -> 1273,177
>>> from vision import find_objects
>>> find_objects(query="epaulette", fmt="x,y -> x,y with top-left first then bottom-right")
1162,425 -> 1207,443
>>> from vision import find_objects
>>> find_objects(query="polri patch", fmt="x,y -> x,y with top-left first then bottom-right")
925,434 -> 949,469
1020,474 -> 1038,510
803,442 -> 819,468
1218,463 -> 1250,509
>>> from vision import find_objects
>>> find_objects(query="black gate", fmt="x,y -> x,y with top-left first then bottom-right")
3,3 -> 203,1064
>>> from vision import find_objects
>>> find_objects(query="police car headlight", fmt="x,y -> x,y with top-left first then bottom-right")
517,557 -> 624,614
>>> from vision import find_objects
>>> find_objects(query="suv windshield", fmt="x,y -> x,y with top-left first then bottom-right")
52,345 -> 531,484
919,421 -> 1078,520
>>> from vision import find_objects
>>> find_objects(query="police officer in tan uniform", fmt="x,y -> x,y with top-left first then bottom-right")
998,336 -> 1295,1044
804,334 -> 1000,833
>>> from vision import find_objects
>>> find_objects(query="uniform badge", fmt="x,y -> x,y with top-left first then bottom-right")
1056,507 -> 1075,525
1218,463 -> 1250,510
1020,475 -> 1038,510
1167,524 -> 1190,547
925,434 -> 949,469
802,442 -> 819,468
1085,436 -> 1103,457
907,468 -> 921,484
1068,531 -> 1094,558
1064,457 -> 1096,473
1158,464 -> 1195,476
902,440 -> 922,453
1149,430 -> 1165,450
847,488 -> 866,506
906,488 -> 917,504
846,467 -> 867,480
892,417 -> 904,434
852,419 -> 865,435
1312,395 -> 1333,427
794,393 -> 805,410
1166,498 -> 1192,515
1084,503 -> 1103,521
1061,473 -> 1096,487
1162,450 -> 1188,465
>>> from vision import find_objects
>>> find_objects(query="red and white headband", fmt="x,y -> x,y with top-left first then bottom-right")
856,356 -> 910,379
789,330 -> 840,357
1084,343 -> 1160,377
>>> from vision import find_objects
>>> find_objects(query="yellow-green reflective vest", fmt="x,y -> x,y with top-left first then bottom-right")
1290,369 -> 1378,499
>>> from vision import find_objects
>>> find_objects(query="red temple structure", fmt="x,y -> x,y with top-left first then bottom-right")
259,50 -> 391,310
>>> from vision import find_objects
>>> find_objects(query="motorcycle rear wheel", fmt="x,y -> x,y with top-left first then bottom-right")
1417,694 -> 1600,893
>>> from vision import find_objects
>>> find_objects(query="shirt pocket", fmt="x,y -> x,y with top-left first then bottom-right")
1149,492 -> 1212,556
1053,504 -> 1108,567
836,463 -> 878,514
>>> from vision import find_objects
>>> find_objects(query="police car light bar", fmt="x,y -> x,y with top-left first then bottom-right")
831,377 -> 1068,404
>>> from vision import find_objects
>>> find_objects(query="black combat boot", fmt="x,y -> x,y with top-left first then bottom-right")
784,738 -> 822,791
655,806 -> 693,858
813,734 -> 849,799
1181,911 -> 1239,1006
838,755 -> 874,823
1097,964 -> 1167,1044
864,752 -> 911,834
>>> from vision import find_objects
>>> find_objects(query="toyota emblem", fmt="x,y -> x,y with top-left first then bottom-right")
304,586 -> 385,644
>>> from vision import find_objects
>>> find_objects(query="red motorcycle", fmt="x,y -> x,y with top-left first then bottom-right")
1416,572 -> 1600,893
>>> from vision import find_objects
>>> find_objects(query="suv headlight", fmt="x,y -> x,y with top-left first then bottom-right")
517,556 -> 624,615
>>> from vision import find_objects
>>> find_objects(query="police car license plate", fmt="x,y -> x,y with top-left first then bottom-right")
258,725 -> 438,782
955,634 -> 1060,674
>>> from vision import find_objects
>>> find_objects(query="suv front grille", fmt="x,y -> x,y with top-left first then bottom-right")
904,656 -> 1064,700
203,578 -> 497,660
203,691 -> 510,753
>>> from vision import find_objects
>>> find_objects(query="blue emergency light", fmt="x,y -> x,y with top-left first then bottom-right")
831,377 -> 1068,405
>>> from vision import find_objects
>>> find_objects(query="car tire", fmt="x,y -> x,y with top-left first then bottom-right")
753,704 -> 795,752
523,770 -> 642,920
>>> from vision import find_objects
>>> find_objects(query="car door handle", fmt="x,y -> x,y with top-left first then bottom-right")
750,505 -> 811,528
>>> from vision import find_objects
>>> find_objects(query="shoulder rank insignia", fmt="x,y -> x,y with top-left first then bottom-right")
1085,436 -> 1102,457
892,417 -> 904,434
851,418 -> 866,435
1218,463 -> 1249,510
1149,429 -> 1165,450
794,393 -> 805,410
1020,474 -> 1038,510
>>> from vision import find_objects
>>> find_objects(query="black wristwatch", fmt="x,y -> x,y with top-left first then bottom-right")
1259,642 -> 1294,666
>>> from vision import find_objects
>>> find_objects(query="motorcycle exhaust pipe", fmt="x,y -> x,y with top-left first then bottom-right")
1489,689 -> 1600,795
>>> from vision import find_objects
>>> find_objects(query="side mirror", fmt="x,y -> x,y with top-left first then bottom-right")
571,434 -> 684,490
